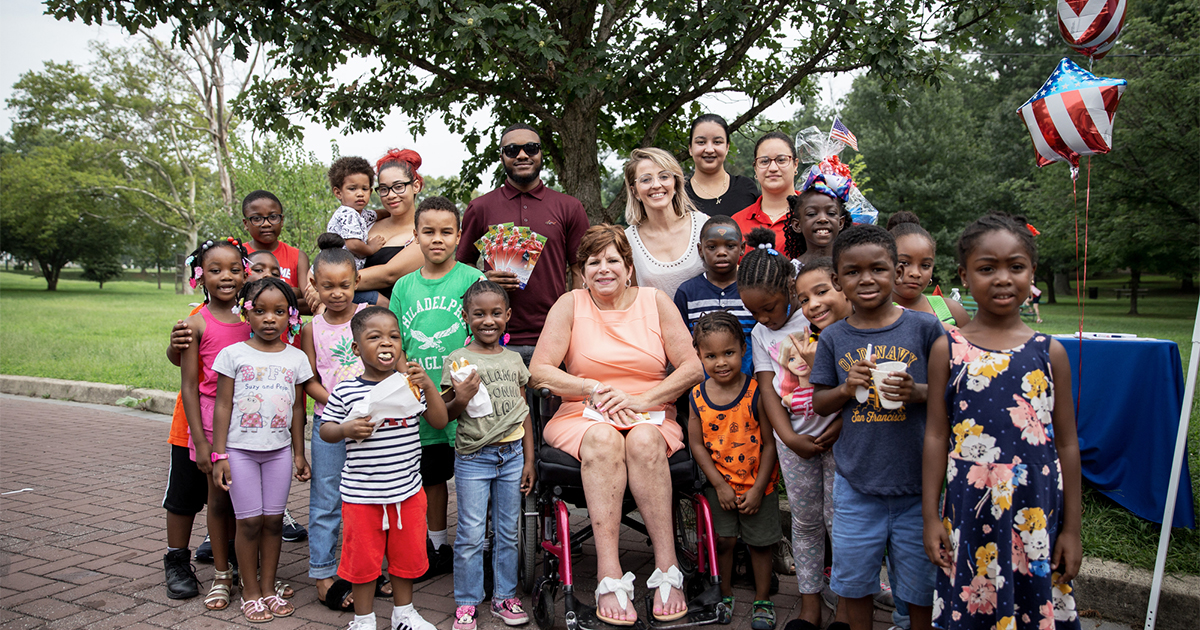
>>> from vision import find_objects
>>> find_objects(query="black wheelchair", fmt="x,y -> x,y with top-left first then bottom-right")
517,389 -> 733,630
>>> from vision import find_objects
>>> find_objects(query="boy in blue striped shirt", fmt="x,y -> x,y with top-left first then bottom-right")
320,306 -> 449,630
674,216 -> 756,374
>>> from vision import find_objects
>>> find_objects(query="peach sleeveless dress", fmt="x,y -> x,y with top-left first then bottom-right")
543,288 -> 685,460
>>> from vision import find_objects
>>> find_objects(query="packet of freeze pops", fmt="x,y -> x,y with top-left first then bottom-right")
474,222 -> 547,289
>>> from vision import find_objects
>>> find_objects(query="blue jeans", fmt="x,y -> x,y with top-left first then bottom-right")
308,414 -> 347,579
453,441 -> 524,606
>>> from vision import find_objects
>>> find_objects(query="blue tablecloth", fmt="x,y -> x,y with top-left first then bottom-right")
1061,336 -> 1195,528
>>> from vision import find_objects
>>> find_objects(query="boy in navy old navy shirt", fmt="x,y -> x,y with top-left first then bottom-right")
811,225 -> 943,630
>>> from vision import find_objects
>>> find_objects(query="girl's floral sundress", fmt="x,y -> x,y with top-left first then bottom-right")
935,329 -> 1080,629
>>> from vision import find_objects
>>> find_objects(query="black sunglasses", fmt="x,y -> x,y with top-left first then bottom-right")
501,142 -> 541,158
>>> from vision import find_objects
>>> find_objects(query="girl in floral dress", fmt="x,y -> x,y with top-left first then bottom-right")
921,214 -> 1082,629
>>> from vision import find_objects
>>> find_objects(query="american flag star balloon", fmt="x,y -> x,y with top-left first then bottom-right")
1017,58 -> 1126,176
1058,0 -> 1127,60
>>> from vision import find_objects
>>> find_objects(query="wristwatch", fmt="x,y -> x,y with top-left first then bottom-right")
211,452 -> 229,463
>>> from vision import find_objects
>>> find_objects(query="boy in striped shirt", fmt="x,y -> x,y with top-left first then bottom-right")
319,306 -> 449,630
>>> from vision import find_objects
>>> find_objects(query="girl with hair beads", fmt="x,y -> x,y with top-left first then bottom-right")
922,214 -> 1081,629
738,229 -> 848,630
887,212 -> 970,329
302,234 -> 372,611
179,238 -> 251,613
687,311 -> 780,630
211,277 -> 325,622
441,280 -> 534,630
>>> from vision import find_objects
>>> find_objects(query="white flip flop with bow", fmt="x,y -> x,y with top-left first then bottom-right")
595,571 -> 637,626
647,565 -> 688,622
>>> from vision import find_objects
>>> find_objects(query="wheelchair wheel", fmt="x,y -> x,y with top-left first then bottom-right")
532,576 -> 556,630
520,494 -> 539,593
673,495 -> 699,575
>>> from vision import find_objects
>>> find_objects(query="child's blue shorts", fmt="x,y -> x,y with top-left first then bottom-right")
829,472 -> 935,607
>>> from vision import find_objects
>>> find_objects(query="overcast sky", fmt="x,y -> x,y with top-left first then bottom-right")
1,0 -> 853,178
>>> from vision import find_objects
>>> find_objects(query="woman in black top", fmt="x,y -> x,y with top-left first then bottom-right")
684,114 -> 760,218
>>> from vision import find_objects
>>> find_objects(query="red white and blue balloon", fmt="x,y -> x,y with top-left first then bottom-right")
1017,58 -> 1126,176
1057,0 -> 1127,60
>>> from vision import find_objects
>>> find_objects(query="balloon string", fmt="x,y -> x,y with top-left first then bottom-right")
1080,169 -> 1089,410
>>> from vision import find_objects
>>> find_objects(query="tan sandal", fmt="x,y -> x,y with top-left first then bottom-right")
240,597 -> 273,623
264,593 -> 294,617
204,568 -> 234,611
275,579 -> 294,599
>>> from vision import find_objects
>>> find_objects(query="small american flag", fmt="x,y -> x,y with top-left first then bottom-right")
829,117 -> 858,151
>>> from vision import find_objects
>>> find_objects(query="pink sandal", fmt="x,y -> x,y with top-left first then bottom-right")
240,597 -> 273,624
264,593 -> 294,617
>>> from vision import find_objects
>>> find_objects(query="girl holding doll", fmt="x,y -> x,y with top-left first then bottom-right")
739,231 -> 849,630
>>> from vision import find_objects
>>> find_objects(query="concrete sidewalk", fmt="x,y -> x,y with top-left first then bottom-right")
0,395 -> 1140,630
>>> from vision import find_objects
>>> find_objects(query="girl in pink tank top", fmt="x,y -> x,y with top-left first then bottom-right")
178,238 -> 251,613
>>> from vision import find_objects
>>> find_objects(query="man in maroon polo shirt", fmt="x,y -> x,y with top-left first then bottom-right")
456,123 -> 590,365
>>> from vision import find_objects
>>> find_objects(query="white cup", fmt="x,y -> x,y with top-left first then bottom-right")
871,361 -> 909,410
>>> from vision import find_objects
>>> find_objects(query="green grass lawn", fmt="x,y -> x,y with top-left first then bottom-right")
2,269 -> 1198,573
0,270 -> 196,391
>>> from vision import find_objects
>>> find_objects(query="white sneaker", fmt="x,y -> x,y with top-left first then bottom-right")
347,613 -> 376,630
394,606 -> 437,630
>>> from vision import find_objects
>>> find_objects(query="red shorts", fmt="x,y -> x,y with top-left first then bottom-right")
337,489 -> 429,584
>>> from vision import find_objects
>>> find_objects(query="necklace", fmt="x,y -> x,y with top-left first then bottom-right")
691,171 -> 730,204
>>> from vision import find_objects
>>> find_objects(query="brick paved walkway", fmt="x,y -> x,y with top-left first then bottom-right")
0,395 -> 907,629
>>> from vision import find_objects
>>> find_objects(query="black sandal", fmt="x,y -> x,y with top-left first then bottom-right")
375,574 -> 393,598
318,578 -> 354,612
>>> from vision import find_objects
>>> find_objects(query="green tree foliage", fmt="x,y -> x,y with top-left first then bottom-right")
0,142 -> 126,290
205,136 -> 332,258
1085,0 -> 1199,312
6,43 -> 223,255
47,0 -> 1033,222
838,4 -> 1197,307
80,257 -> 124,288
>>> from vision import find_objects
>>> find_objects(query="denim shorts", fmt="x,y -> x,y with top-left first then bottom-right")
829,473 -> 934,606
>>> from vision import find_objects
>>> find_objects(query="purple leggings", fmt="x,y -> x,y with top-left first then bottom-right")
227,447 -> 292,519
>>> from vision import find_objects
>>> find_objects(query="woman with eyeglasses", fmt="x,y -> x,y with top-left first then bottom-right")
355,149 -> 428,300
733,132 -> 800,252
684,114 -> 760,218
303,150 -> 427,312
622,147 -> 709,300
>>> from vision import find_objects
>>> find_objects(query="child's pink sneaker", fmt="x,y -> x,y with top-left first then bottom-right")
453,605 -> 477,630
491,598 -> 530,626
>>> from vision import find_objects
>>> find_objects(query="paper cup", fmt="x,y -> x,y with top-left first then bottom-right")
872,361 -> 908,410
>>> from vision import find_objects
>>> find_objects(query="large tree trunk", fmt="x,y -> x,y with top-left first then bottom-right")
39,260 -> 59,291
1183,275 -> 1195,293
1054,271 -> 1072,298
1128,267 -> 1141,315
1042,271 -> 1056,304
554,101 -> 608,224
181,228 -> 198,295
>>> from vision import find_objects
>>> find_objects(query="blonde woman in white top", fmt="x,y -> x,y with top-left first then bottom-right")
623,147 -> 709,300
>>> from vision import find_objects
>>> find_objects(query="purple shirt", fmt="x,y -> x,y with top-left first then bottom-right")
456,180 -> 589,346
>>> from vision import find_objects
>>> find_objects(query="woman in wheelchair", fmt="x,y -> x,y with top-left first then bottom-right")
530,225 -> 704,625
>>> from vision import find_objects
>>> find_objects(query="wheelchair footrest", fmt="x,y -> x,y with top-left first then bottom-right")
644,584 -> 732,628
571,604 -> 648,630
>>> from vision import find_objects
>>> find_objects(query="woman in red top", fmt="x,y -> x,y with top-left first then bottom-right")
732,132 -> 799,252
